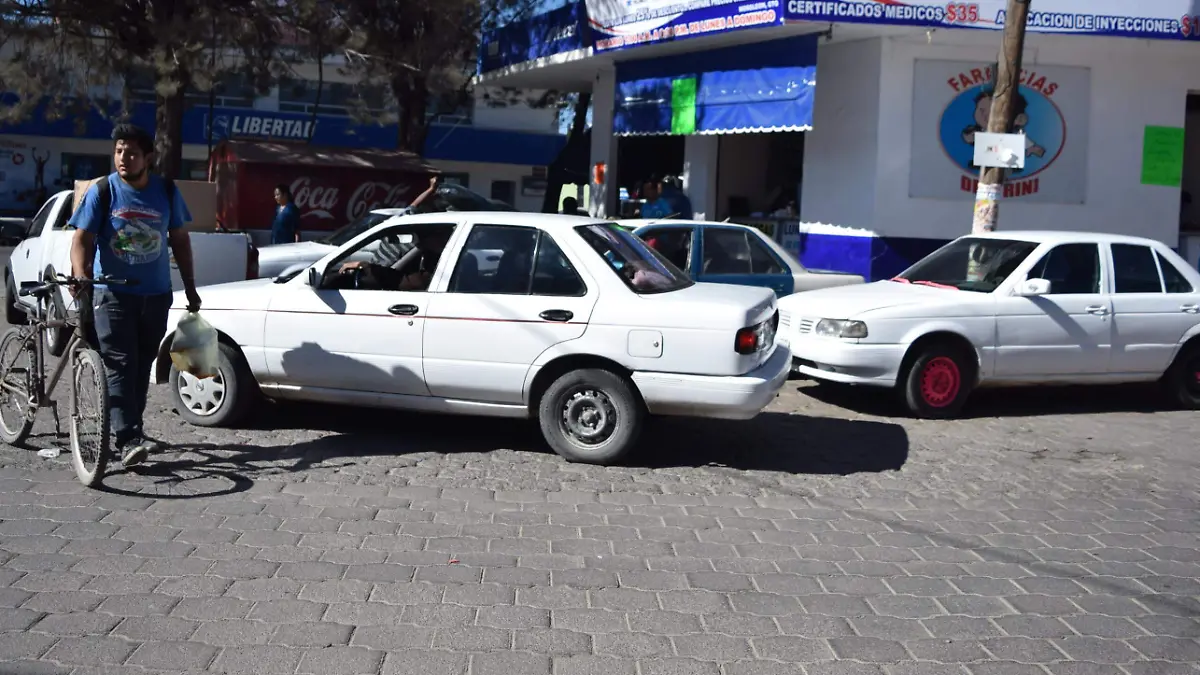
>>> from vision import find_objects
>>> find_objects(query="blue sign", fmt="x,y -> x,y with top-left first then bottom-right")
586,0 -> 784,52
938,80 -> 1065,180
479,2 -> 589,74
784,1 -> 1200,41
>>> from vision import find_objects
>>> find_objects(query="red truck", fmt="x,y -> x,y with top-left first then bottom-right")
209,140 -> 438,241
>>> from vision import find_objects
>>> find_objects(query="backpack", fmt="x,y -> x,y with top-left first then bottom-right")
93,174 -> 176,221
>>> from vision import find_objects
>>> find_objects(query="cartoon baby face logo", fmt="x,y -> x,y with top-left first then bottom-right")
110,207 -> 164,265
938,68 -> 1067,179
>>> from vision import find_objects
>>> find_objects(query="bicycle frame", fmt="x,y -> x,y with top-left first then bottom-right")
8,291 -> 95,410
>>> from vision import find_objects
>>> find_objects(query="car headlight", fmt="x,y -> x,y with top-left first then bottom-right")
814,319 -> 868,339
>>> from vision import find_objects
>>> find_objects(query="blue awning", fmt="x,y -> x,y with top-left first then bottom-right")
613,35 -> 818,137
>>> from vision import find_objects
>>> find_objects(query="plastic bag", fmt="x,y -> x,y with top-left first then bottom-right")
169,312 -> 219,379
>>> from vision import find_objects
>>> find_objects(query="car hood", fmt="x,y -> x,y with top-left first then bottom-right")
257,240 -> 335,262
171,277 -> 276,312
777,280 -> 963,318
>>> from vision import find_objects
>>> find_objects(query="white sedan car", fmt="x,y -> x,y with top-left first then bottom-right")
152,212 -> 789,464
778,231 -> 1200,418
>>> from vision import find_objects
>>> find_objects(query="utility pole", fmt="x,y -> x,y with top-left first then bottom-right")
971,0 -> 1032,234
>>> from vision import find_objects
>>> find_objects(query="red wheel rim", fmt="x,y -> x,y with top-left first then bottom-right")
920,357 -> 961,408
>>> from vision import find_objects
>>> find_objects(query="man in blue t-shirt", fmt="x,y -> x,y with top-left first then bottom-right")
69,124 -> 202,468
271,183 -> 301,244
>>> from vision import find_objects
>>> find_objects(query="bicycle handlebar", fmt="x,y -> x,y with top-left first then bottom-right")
18,274 -> 139,298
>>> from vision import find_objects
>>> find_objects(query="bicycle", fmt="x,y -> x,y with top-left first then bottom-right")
0,274 -> 135,487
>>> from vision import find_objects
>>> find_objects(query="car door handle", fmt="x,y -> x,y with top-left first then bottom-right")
539,309 -> 573,322
1085,305 -> 1110,316
388,304 -> 419,316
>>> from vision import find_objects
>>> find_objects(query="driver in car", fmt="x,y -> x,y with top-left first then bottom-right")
337,225 -> 451,291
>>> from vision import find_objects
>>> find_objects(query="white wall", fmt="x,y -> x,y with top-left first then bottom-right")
802,31 -> 1198,246
431,159 -> 547,212
800,38 -> 882,230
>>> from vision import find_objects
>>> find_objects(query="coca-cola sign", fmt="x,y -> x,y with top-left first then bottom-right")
289,176 -> 415,223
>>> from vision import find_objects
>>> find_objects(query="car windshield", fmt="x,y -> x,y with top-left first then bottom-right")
893,237 -> 1039,293
321,213 -> 391,247
575,223 -> 693,294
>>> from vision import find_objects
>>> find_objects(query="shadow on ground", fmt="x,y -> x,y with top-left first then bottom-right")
797,379 -> 1171,419
107,400 -> 910,497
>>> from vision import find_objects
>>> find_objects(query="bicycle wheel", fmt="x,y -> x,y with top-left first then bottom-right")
70,347 -> 110,487
0,328 -> 36,446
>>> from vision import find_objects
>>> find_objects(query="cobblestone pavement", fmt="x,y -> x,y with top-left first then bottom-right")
0,370 -> 1196,675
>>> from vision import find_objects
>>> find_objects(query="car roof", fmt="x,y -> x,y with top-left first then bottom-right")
617,219 -> 755,231
966,230 -> 1169,246
395,211 -> 608,228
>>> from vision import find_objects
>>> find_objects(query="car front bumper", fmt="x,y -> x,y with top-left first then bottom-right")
786,334 -> 906,387
631,345 -> 791,420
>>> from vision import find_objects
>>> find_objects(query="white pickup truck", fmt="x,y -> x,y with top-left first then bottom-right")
4,189 -> 252,356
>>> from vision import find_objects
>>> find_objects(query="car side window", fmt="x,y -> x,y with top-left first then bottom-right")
1111,244 -> 1163,294
1027,243 -> 1101,295
51,196 -> 74,230
702,229 -> 752,275
1157,252 -> 1195,294
747,232 -> 786,274
449,224 -> 538,295
531,233 -> 587,297
28,200 -> 54,235
640,228 -> 691,272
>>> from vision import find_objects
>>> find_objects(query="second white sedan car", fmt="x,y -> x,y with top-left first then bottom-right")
778,231 -> 1200,418
152,212 -> 789,464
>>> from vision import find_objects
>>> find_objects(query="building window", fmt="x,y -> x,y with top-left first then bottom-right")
180,160 -> 209,181
125,67 -> 257,109
490,180 -> 515,206
60,153 -> 111,183
278,77 -> 389,117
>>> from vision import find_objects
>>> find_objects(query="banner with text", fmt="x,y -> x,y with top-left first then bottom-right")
908,59 -> 1091,204
586,0 -> 784,51
784,1 -> 1200,40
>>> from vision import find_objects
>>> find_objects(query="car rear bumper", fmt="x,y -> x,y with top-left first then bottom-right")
788,336 -> 906,387
631,345 -> 791,420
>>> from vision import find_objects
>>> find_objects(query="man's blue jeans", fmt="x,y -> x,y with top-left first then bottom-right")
91,289 -> 173,447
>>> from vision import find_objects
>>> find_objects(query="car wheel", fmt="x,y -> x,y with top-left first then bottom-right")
1163,342 -> 1200,410
169,342 -> 259,427
5,272 -> 25,326
42,280 -> 71,358
538,368 -> 644,465
901,343 -> 974,419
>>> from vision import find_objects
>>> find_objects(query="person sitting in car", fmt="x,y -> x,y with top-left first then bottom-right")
338,225 -> 451,291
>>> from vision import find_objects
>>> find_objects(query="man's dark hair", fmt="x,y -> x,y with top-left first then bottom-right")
562,196 -> 578,209
111,124 -> 154,155
275,183 -> 292,200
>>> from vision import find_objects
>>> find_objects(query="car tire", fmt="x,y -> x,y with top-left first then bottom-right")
5,271 -> 25,326
900,343 -> 974,419
42,270 -> 71,357
1163,342 -> 1200,410
168,342 -> 259,428
538,368 -> 644,465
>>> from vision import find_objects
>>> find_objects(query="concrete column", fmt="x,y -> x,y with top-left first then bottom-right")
682,135 -> 719,220
589,68 -> 619,218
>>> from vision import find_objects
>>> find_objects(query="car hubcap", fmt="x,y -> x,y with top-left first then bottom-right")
920,357 -> 961,408
177,370 -> 226,416
561,388 -> 616,447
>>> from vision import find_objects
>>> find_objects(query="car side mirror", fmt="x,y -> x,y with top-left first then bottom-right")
306,267 -> 321,288
1018,277 -> 1051,296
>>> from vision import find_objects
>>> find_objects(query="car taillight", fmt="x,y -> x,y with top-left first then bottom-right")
735,326 -> 760,354
735,311 -> 778,355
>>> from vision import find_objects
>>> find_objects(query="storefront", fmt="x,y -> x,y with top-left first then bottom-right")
479,1 -> 1200,279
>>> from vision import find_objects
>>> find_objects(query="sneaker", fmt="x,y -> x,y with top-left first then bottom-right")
121,436 -> 153,468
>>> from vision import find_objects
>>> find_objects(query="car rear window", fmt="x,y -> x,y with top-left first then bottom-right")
575,223 -> 693,294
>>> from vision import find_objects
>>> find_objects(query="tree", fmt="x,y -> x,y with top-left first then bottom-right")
0,0 -> 281,178
338,0 -> 541,153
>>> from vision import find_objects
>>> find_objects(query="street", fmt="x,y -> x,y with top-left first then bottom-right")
1,249 -> 1199,675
